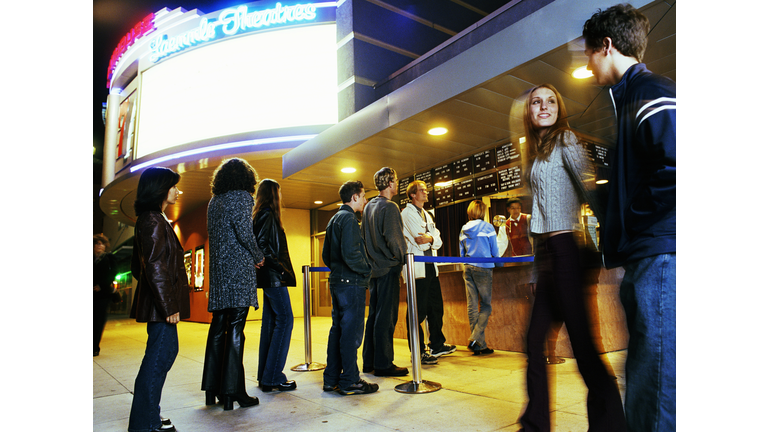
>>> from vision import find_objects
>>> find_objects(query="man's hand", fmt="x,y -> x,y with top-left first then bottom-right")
166,312 -> 180,324
414,233 -> 433,245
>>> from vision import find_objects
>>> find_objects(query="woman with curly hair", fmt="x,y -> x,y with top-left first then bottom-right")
253,178 -> 297,392
518,84 -> 625,431
202,158 -> 265,411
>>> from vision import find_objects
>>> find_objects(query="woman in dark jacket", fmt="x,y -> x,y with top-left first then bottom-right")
202,158 -> 265,411
252,179 -> 297,392
129,167 -> 190,432
94,233 -> 117,356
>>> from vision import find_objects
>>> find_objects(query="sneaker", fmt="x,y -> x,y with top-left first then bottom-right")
431,344 -> 457,358
337,379 -> 379,395
323,383 -> 339,392
473,347 -> 494,356
421,352 -> 438,365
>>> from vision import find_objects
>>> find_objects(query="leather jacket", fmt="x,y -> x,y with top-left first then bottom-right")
322,204 -> 371,286
130,211 -> 191,322
253,207 -> 296,288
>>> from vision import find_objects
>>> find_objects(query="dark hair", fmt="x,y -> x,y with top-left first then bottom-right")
374,167 -> 397,191
339,180 -> 364,204
211,158 -> 258,195
506,198 -> 522,209
253,179 -> 283,229
93,233 -> 111,251
582,3 -> 650,62
133,167 -> 180,215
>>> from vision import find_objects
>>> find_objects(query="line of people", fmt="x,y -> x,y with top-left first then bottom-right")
122,5 -> 674,431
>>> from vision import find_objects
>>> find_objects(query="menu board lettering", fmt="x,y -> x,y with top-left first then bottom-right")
473,150 -> 496,174
434,183 -> 454,207
496,141 -> 522,166
415,170 -> 434,189
454,178 -> 474,201
433,164 -> 452,184
498,165 -> 523,191
398,176 -> 413,195
475,172 -> 498,195
452,157 -> 473,179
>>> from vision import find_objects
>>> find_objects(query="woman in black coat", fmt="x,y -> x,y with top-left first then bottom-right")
252,179 -> 297,392
93,233 -> 117,356
202,158 -> 265,411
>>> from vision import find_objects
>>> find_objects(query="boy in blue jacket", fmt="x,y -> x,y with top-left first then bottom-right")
583,4 -> 676,431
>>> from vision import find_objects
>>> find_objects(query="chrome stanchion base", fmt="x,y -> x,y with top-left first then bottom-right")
291,362 -> 326,372
394,380 -> 441,394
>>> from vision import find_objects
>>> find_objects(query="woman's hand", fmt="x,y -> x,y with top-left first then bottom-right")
255,258 -> 265,269
166,312 -> 180,324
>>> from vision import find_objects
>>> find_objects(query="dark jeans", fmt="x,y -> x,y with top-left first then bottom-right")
128,322 -> 179,432
621,253 -> 676,432
201,308 -> 249,395
362,265 -> 402,370
93,297 -> 110,353
521,234 -> 626,432
323,283 -> 367,388
258,287 -> 294,386
406,263 -> 446,353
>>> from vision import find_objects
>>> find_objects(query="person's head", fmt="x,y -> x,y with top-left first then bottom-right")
339,180 -> 367,212
254,178 -> 283,227
523,84 -> 570,160
133,167 -> 181,215
467,199 -> 487,221
582,4 -> 649,85
406,180 -> 429,208
373,167 -> 397,192
94,233 -> 110,256
506,198 -> 523,219
211,158 -> 258,196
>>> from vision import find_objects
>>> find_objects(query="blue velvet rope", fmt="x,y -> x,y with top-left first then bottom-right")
307,255 -> 533,272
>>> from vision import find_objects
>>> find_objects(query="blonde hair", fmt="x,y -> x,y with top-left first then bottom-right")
466,200 -> 487,221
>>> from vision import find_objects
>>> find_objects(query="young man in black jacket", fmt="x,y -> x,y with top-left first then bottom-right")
583,5 -> 676,431
322,181 -> 378,395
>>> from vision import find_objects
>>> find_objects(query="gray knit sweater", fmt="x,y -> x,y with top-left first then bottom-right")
206,190 -> 265,311
529,131 -> 597,234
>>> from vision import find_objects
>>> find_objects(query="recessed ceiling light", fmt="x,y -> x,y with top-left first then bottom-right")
596,179 -> 609,185
341,167 -> 356,173
572,66 -> 593,79
428,127 -> 448,136
314,200 -> 323,204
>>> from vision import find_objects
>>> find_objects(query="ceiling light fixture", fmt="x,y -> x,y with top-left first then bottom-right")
341,167 -> 356,173
572,66 -> 593,79
428,127 -> 448,136
314,200 -> 323,204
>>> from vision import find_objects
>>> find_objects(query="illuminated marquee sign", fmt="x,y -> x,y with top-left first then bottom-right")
107,13 -> 156,87
148,2 -> 322,63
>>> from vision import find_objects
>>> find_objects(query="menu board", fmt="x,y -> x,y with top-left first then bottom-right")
433,164 -> 452,184
398,176 -> 413,196
473,149 -> 496,174
496,141 -> 522,166
452,157 -> 473,180
585,142 -> 611,167
434,183 -> 454,207
475,172 -> 498,195
498,165 -> 523,192
415,170 -> 433,189
454,178 -> 474,201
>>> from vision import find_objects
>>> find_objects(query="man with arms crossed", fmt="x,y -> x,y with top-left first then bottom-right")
583,4 -> 676,430
401,180 -> 456,365
322,181 -> 379,395
361,167 -> 409,377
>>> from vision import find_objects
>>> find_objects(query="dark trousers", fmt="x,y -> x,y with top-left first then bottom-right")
520,234 -> 626,432
258,287 -> 294,386
201,307 -> 249,395
406,263 -> 446,353
94,297 -> 110,353
324,283 -> 367,388
362,265 -> 402,370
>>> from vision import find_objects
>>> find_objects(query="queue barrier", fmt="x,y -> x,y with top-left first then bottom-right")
291,254 -> 533,394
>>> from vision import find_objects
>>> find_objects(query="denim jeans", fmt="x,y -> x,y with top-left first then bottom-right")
128,322 -> 179,432
258,287 -> 294,386
324,283 -> 367,388
621,253 -> 676,432
362,265 -> 402,370
201,308 -> 249,395
463,265 -> 493,349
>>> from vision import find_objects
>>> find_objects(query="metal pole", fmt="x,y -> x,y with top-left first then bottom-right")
395,254 -> 440,393
291,265 -> 325,371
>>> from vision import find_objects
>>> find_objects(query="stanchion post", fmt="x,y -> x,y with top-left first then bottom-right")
291,265 -> 325,372
395,254 -> 440,394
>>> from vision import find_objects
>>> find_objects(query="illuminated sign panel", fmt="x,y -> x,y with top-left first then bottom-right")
107,13 -> 155,86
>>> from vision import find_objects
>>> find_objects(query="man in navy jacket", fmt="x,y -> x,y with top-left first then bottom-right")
583,4 -> 676,431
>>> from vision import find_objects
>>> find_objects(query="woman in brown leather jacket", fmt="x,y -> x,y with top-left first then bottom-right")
128,167 -> 190,432
252,179 -> 297,392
